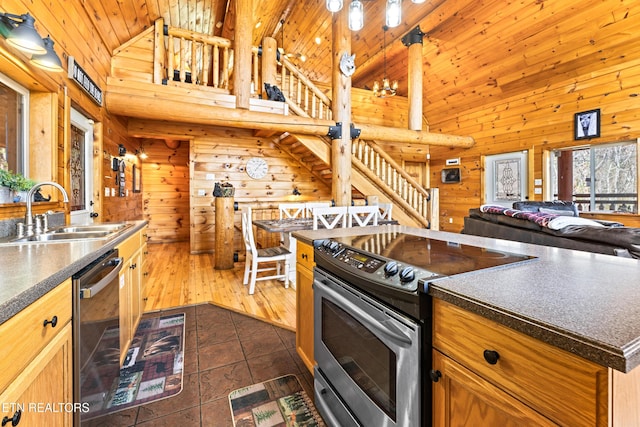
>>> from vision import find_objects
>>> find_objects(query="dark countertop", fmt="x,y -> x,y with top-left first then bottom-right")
0,220 -> 147,326
293,225 -> 640,373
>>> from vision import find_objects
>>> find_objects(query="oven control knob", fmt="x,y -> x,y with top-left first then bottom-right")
399,266 -> 416,283
328,241 -> 340,253
384,261 -> 399,277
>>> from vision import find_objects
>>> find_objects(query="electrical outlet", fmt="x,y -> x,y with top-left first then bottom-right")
449,218 -> 454,223
198,189 -> 206,196
105,187 -> 110,197
206,173 -> 215,181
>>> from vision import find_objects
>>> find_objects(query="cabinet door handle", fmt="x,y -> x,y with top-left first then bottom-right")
2,409 -> 22,426
483,349 -> 500,365
43,316 -> 58,328
429,369 -> 442,382
301,253 -> 308,260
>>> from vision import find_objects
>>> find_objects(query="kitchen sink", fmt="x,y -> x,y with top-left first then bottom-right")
4,222 -> 134,244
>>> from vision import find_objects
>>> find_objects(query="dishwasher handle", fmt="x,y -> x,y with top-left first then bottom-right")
80,257 -> 123,298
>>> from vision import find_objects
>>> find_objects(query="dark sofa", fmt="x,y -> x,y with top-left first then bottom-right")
462,201 -> 640,259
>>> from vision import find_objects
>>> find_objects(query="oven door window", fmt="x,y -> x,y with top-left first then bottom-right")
322,299 -> 397,421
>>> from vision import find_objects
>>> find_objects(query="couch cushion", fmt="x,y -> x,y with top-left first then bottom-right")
512,201 -> 579,216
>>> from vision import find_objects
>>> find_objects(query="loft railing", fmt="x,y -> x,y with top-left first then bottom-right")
278,55 -> 332,120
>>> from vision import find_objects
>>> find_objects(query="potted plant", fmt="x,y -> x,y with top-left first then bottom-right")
0,170 -> 36,203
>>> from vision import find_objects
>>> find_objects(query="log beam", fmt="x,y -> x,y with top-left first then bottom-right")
105,80 -> 474,148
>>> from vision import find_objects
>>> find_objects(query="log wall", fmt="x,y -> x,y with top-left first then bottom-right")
189,127 -> 332,254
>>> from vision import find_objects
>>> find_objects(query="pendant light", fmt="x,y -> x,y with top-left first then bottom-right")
386,0 -> 402,28
373,26 -> 398,98
326,0 -> 344,13
0,12 -> 45,55
348,0 -> 364,31
30,36 -> 63,72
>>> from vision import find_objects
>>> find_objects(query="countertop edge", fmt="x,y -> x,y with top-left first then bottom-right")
0,221 -> 148,326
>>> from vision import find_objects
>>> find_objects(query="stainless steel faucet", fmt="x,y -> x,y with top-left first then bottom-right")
22,181 -> 69,237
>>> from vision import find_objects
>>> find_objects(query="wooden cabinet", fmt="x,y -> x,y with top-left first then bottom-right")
0,280 -> 73,427
296,240 -> 315,374
431,299 -> 640,426
117,226 -> 148,364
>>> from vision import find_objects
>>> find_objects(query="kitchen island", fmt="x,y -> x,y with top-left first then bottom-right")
294,224 -> 640,425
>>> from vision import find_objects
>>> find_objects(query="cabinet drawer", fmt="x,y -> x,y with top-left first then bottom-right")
296,241 -> 315,270
433,299 -> 608,427
117,229 -> 141,260
0,279 -> 72,391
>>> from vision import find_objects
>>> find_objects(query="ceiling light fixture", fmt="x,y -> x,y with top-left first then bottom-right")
386,0 -> 402,28
0,12 -> 63,72
326,0 -> 344,13
373,25 -> 397,98
348,0 -> 364,31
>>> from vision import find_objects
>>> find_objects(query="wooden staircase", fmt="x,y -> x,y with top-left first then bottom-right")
268,55 -> 436,228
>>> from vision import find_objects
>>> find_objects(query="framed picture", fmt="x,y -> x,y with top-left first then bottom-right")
441,168 -> 461,183
132,164 -> 141,193
574,109 -> 600,140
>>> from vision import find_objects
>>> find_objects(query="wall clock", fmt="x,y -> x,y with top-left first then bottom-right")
246,157 -> 268,179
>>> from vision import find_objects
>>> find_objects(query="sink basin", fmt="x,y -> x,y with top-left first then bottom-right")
5,222 -> 134,244
51,223 -> 132,233
11,231 -> 112,242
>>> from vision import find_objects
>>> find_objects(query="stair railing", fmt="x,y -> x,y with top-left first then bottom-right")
351,139 -> 434,228
278,55 -> 332,120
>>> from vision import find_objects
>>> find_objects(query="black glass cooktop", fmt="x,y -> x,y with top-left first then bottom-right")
330,232 -> 536,277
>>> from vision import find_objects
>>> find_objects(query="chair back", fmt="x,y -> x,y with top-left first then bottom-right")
313,206 -> 349,230
278,203 -> 306,219
377,203 -> 393,220
304,201 -> 332,218
348,205 -> 379,227
241,207 -> 258,253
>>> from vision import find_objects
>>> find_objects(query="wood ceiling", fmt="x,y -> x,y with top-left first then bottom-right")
86,0 -> 637,127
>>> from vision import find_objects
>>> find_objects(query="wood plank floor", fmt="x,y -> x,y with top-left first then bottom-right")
143,242 -> 297,331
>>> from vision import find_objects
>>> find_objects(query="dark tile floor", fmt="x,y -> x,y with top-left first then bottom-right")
85,304 -> 315,426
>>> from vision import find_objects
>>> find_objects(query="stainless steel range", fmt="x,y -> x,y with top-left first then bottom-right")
313,231 -> 535,427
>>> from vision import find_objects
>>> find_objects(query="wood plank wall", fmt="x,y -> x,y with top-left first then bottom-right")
428,33 -> 640,231
0,0 -> 143,225
189,127 -> 332,254
141,139 -> 191,243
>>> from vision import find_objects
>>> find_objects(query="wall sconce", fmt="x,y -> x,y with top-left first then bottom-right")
0,12 -> 63,72
326,0 -> 344,12
292,187 -> 301,196
118,144 -> 127,156
348,0 -> 364,31
135,141 -> 148,159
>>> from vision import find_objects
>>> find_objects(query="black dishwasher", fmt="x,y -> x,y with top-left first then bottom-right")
72,249 -> 123,425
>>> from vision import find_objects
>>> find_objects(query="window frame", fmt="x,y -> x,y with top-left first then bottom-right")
0,72 -> 29,176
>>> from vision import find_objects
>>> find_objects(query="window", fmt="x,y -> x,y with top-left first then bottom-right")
550,141 -> 638,213
0,73 -> 28,176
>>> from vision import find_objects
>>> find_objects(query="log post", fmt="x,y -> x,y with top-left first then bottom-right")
234,0 -> 252,109
261,37 -> 278,98
402,27 -> 425,131
331,7 -> 352,207
214,196 -> 235,269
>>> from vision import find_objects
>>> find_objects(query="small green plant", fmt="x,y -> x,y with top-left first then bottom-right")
0,170 -> 36,191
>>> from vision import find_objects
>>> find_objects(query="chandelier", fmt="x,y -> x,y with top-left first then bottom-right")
373,26 -> 398,97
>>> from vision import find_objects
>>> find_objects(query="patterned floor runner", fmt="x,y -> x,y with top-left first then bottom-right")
81,313 -> 185,421
229,374 -> 325,427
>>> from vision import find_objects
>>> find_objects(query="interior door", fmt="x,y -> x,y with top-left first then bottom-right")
484,151 -> 528,208
70,108 -> 94,224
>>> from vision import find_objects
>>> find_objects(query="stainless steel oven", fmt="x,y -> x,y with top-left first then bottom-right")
314,268 -> 423,426
313,232 -> 535,427
73,249 -> 123,425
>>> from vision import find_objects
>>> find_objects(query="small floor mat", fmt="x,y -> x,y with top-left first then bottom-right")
229,374 -> 325,427
81,313 -> 185,420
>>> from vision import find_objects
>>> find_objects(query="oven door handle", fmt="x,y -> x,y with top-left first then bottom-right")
319,279 -> 413,347
80,257 -> 124,298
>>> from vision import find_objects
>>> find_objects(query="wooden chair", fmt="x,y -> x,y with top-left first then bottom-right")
312,206 -> 349,230
348,205 -> 379,227
377,203 -> 393,221
278,202 -> 306,219
241,207 -> 291,295
304,201 -> 332,218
